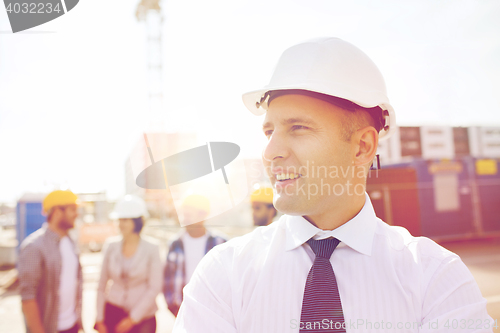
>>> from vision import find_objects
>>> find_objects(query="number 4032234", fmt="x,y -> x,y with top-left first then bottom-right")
6,2 -> 62,14
443,319 -> 498,330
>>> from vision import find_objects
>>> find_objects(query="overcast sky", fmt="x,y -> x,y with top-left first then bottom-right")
1,0 -> 499,203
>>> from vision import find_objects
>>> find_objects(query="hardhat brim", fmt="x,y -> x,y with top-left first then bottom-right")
242,87 -> 396,141
109,211 -> 149,220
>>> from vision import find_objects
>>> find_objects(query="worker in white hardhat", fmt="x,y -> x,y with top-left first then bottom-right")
173,38 -> 492,332
112,194 -> 150,233
95,195 -> 162,333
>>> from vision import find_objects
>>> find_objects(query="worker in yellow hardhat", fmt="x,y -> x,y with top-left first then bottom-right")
163,194 -> 227,316
181,194 -> 211,229
18,190 -> 83,333
250,187 -> 277,226
42,189 -> 79,229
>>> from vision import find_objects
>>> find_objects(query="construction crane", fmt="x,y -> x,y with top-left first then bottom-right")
135,0 -> 175,225
136,0 -> 164,131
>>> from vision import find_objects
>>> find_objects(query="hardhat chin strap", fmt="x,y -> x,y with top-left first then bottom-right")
370,154 -> 381,170
382,110 -> 390,132
256,91 -> 271,109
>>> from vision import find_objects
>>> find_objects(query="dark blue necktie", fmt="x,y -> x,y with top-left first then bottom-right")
300,237 -> 346,332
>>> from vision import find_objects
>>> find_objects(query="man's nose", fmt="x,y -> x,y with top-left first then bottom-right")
262,132 -> 289,163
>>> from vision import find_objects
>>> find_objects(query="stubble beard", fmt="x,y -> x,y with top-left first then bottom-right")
59,216 -> 75,231
253,215 -> 269,227
274,187 -> 309,216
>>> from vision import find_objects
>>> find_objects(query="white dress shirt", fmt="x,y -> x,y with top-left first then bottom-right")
173,193 -> 493,333
182,232 -> 209,283
58,236 -> 78,331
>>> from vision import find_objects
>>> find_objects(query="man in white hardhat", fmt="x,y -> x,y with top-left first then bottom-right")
173,38 -> 493,332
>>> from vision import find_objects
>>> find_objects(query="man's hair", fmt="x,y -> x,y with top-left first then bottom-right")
47,207 -> 55,221
47,205 -> 65,222
132,216 -> 144,233
268,89 -> 385,141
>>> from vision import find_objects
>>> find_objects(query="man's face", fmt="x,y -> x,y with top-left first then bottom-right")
252,202 -> 274,226
58,204 -> 78,230
262,94 -> 354,216
185,220 -> 206,232
181,206 -> 208,226
119,218 -> 136,236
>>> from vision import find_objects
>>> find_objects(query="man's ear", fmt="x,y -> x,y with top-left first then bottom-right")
352,126 -> 378,167
47,206 -> 60,223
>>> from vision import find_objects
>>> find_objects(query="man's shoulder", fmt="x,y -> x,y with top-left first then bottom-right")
206,229 -> 229,244
375,219 -> 457,262
19,227 -> 47,251
194,219 -> 285,277
167,231 -> 184,248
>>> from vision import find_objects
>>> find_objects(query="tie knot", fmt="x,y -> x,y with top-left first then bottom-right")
307,237 -> 340,258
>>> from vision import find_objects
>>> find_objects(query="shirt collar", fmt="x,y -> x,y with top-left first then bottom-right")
43,224 -> 62,243
285,192 -> 377,256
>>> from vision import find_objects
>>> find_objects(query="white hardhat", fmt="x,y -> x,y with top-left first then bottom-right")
242,37 -> 396,140
112,195 -> 149,219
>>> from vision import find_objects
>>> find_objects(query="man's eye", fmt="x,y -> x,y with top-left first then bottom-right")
264,130 -> 273,137
292,125 -> 308,130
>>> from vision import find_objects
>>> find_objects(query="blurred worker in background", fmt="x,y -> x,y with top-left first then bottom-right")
18,190 -> 82,333
95,195 -> 162,333
163,194 -> 227,317
250,187 -> 276,226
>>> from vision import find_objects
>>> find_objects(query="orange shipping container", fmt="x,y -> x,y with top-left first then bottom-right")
78,223 -> 118,248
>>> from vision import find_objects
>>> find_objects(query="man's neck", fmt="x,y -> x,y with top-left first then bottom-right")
123,233 -> 141,245
47,221 -> 68,238
186,226 -> 207,238
304,194 -> 366,230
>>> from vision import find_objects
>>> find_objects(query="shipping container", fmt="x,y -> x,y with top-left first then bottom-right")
473,158 -> 500,233
420,126 -> 455,160
366,167 -> 421,236
453,127 -> 470,157
370,158 -> 478,239
399,126 -> 423,158
413,158 -> 475,238
376,126 -> 402,165
469,127 -> 500,158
